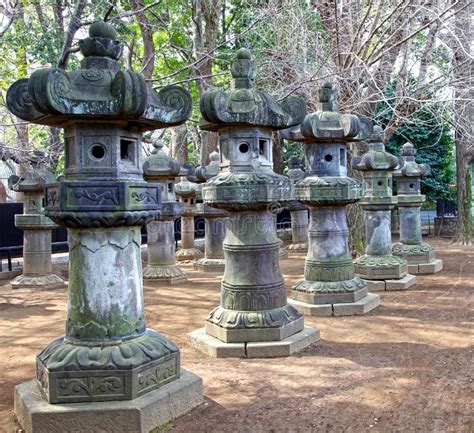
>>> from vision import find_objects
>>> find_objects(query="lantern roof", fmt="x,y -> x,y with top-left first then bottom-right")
199,48 -> 306,132
398,142 -> 430,178
143,141 -> 181,180
280,82 -> 360,143
6,22 -> 192,132
352,126 -> 399,172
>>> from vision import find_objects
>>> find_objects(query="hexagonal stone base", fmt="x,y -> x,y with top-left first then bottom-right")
205,316 -> 305,343
187,326 -> 319,358
288,293 -> 380,317
14,369 -> 203,433
193,258 -> 225,272
408,259 -> 443,275
176,248 -> 203,261
143,265 -> 187,285
363,274 -> 417,291
10,274 -> 67,290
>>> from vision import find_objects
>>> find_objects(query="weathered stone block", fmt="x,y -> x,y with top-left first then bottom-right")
418,258 -> 443,274
385,274 -> 417,290
187,327 -> 319,358
288,299 -> 334,317
15,369 -> 203,433
289,294 -> 380,317
363,280 -> 387,292
246,327 -> 320,357
205,316 -> 305,343
332,293 -> 380,316
291,286 -> 368,305
187,328 -> 246,358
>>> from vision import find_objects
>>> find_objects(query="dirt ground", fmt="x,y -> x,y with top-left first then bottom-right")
0,237 -> 472,433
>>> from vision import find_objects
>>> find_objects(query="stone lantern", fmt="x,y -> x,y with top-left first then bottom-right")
392,142 -> 443,274
281,83 -> 380,316
8,151 -> 66,290
188,48 -> 318,358
175,175 -> 203,261
286,156 -> 308,252
352,127 -> 416,291
7,22 -> 202,431
142,141 -> 187,283
194,151 -> 228,271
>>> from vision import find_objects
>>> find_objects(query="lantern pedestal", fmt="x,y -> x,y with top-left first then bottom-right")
15,369 -> 203,433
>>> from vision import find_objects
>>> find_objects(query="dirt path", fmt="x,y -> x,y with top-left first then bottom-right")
0,238 -> 472,433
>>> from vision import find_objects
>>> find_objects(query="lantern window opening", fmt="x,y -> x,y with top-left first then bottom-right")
239,142 -> 250,153
90,144 -> 106,160
120,138 -> 135,162
324,154 -> 333,162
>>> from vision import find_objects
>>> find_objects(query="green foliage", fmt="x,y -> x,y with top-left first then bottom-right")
385,113 -> 455,203
374,80 -> 455,203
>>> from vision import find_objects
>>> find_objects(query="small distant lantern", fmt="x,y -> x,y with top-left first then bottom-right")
352,127 -> 416,290
392,142 -> 443,274
142,141 -> 187,283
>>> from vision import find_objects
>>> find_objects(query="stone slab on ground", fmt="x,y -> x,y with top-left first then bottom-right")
364,274 -> 417,291
289,294 -> 380,317
408,258 -> 443,275
205,317 -> 305,343
288,299 -> 333,316
193,260 -> 225,272
187,328 -> 246,358
187,326 -> 319,358
15,369 -> 203,433
386,274 -> 417,290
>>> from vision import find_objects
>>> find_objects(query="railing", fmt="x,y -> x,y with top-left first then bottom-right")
436,199 -> 457,217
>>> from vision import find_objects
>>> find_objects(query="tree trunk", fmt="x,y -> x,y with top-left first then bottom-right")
272,132 -> 283,175
192,0 -> 221,164
57,0 -> 86,69
171,124 -> 188,164
130,0 -> 155,79
452,0 -> 472,245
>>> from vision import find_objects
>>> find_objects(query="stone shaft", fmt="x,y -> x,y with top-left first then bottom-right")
399,206 -> 422,245
223,211 -> 284,300
67,227 -> 145,340
23,230 -> 52,275
205,217 -> 226,260
306,206 -> 353,281
181,215 -> 195,250
147,219 -> 177,265
365,209 -> 393,256
290,209 -> 308,247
